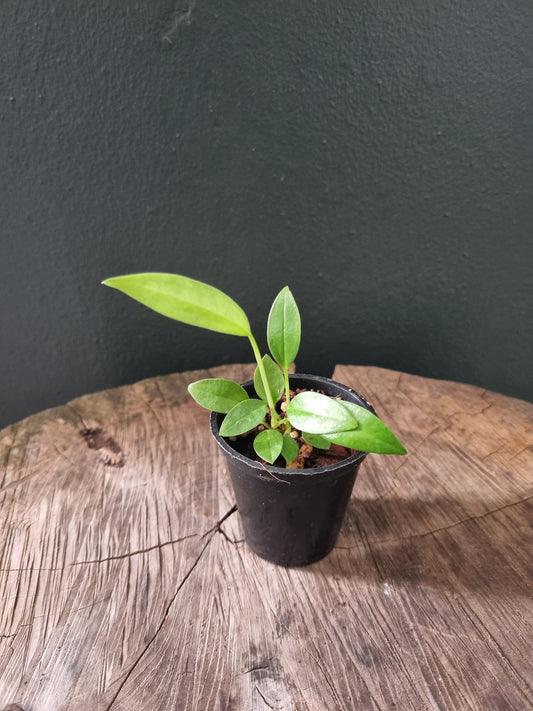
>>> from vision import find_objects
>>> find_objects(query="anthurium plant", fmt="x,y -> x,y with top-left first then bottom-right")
103,273 -> 406,466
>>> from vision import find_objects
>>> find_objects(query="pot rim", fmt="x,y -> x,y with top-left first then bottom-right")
210,372 -> 373,479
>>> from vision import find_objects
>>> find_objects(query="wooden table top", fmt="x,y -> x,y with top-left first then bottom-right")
1,364 -> 532,711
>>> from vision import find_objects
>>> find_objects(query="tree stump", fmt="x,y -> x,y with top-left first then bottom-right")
0,364 -> 532,710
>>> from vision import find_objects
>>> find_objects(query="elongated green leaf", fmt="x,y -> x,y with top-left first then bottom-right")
336,400 -> 368,421
281,434 -> 299,464
323,406 -> 407,455
267,286 -> 301,369
103,273 -> 251,337
287,392 -> 358,434
254,354 -> 285,403
188,378 -> 248,413
219,399 -> 267,437
253,429 -> 283,464
302,432 -> 331,450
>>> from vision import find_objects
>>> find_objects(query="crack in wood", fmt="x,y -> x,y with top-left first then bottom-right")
52,443 -> 79,467
508,443 -> 533,462
406,424 -> 442,457
210,505 -> 244,546
72,534 -> 199,566
151,377 -> 168,405
245,659 -> 273,674
312,654 -> 344,709
336,495 -> 533,550
0,468 -> 44,492
217,522 -> 244,546
274,619 -> 344,709
104,534 -> 213,710
409,495 -> 533,540
480,442 -> 511,461
0,535 -> 200,574
103,506 -> 238,710
66,403 -> 90,431
255,685 -> 276,709
396,375 -> 496,428
136,394 -> 166,431
202,504 -> 238,538
374,454 -> 416,500
68,596 -> 112,616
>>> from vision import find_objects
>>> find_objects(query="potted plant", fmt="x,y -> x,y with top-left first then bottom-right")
103,273 -> 406,566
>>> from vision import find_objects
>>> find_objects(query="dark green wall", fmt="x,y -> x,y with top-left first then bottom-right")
1,2 -> 532,429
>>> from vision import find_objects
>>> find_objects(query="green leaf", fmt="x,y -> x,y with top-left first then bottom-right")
103,273 -> 251,337
219,399 -> 267,437
336,400 -> 368,421
267,286 -> 301,369
281,434 -> 300,463
187,379 -> 249,413
287,392 -> 358,434
323,406 -> 407,455
302,432 -> 331,450
254,354 -> 285,403
253,429 -> 283,464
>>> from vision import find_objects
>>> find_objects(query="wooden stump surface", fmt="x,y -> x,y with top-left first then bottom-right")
0,364 -> 532,711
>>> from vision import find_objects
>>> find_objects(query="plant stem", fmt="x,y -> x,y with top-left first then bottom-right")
248,334 -> 280,427
283,366 -> 291,410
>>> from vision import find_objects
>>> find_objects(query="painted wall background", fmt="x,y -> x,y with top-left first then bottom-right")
1,1 -> 532,429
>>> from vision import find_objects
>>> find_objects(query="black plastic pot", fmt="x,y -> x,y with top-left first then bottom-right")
210,373 -> 374,567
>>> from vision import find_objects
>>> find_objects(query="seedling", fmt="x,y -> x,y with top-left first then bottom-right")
103,273 -> 407,466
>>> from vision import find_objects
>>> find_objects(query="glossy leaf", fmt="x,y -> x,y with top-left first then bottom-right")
323,405 -> 407,455
336,400 -> 369,421
219,399 -> 267,437
281,434 -> 299,463
302,432 -> 331,450
103,273 -> 251,337
253,429 -> 283,464
254,354 -> 285,403
287,392 -> 358,434
188,378 -> 248,413
267,286 -> 301,369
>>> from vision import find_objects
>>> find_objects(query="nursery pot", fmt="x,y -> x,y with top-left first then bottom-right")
210,374 -> 374,567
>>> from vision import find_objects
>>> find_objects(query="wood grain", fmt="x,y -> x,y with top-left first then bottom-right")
0,365 -> 531,711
